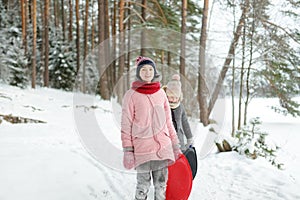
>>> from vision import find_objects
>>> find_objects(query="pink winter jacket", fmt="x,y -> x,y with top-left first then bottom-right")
121,88 -> 180,167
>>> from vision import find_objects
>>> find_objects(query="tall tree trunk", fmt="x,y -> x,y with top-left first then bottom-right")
244,51 -> 252,126
75,0 -> 80,73
61,0 -> 66,41
198,0 -> 209,126
24,0 -> 28,54
180,0 -> 187,76
118,0 -> 125,101
167,51 -> 171,66
111,0 -> 117,88
98,0 -> 109,99
27,0 -> 31,24
91,0 -> 95,50
231,3 -> 237,136
44,0 -> 49,87
68,0 -> 73,42
126,1 -> 131,89
83,0 -> 89,93
53,0 -> 59,27
104,0 -> 112,97
208,0 -> 250,117
244,5 -> 256,126
231,57 -> 235,136
31,0 -> 36,89
104,0 -> 110,48
180,0 -> 187,110
238,17 -> 247,130
40,1 -> 44,75
140,0 -> 146,56
20,0 -> 27,54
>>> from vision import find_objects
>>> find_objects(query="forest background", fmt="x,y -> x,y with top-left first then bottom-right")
0,0 -> 299,135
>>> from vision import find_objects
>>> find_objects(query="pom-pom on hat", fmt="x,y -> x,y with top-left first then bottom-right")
135,56 -> 159,81
166,74 -> 182,98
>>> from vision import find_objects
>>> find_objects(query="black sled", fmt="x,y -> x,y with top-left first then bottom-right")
183,146 -> 198,180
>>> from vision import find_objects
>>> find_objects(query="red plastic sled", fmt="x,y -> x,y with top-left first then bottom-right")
166,154 -> 193,200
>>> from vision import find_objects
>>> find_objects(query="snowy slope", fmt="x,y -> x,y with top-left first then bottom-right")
0,84 -> 299,200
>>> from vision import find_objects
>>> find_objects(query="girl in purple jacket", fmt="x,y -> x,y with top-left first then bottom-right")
121,56 -> 181,200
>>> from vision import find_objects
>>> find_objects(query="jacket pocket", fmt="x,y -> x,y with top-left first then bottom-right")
133,137 -> 156,155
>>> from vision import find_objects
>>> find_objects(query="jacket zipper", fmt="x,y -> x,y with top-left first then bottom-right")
146,94 -> 163,159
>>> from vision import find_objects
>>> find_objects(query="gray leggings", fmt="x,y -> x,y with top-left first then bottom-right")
135,160 -> 168,200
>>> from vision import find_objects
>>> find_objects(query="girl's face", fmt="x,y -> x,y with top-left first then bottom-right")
166,89 -> 180,103
139,64 -> 154,83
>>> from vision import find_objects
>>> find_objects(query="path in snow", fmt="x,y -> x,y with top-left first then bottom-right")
0,85 -> 299,200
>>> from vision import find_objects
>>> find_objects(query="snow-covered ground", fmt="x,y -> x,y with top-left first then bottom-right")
0,84 -> 299,200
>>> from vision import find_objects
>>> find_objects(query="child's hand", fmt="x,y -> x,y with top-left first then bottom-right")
123,151 -> 135,169
186,137 -> 194,148
173,148 -> 182,160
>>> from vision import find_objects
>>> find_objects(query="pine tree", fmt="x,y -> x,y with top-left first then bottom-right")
0,2 -> 28,88
48,29 -> 76,91
260,38 -> 300,117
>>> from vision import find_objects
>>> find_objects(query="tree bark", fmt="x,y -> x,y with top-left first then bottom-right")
98,0 -> 109,99
91,0 -> 95,50
61,0 -> 66,41
118,0 -> 125,101
27,0 -> 31,24
231,3 -> 237,137
111,0 -> 117,87
104,0 -> 112,96
31,0 -> 36,89
238,16 -> 247,130
180,0 -> 187,77
244,8 -> 255,126
83,0 -> 89,93
140,0 -> 146,56
75,0 -> 80,73
126,1 -> 131,89
118,0 -> 125,81
20,0 -> 27,54
68,0 -> 73,42
198,0 -> 209,126
167,51 -> 171,66
44,0 -> 50,87
53,0 -> 59,27
39,0 -> 44,74
231,59 -> 235,136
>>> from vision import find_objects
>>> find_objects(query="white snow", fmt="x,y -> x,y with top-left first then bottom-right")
0,84 -> 299,200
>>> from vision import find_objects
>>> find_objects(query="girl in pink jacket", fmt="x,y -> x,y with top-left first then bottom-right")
121,56 -> 181,200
